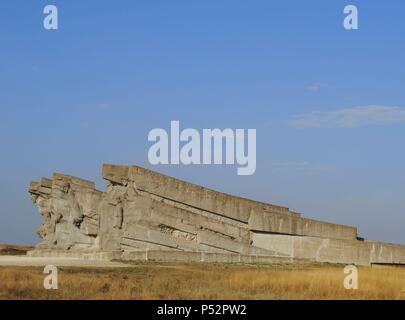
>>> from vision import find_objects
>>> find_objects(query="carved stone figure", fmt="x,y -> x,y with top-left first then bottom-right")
29,174 -> 102,251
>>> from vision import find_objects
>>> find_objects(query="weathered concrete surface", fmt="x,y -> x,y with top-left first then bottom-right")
28,164 -> 405,266
103,165 -> 357,240
0,256 -> 130,268
120,250 -> 300,264
251,233 -> 405,266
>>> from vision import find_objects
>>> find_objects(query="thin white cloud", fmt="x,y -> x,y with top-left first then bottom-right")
307,82 -> 332,92
289,106 -> 405,128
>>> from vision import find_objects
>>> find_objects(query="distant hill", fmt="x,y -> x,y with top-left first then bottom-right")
0,244 -> 34,256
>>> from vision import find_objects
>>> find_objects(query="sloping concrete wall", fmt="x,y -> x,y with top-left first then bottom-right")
103,164 -> 358,241
248,210 -> 357,240
251,233 -> 405,266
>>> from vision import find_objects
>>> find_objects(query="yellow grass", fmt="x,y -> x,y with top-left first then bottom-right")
1,262 -> 405,300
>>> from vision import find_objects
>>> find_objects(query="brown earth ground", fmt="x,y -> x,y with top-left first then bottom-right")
1,260 -> 405,300
0,244 -> 34,256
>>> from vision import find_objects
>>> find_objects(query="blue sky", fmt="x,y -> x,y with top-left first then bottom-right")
0,0 -> 404,245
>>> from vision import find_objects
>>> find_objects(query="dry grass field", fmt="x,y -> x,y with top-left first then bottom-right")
1,261 -> 405,300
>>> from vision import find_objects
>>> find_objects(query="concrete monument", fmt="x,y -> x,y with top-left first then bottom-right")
28,164 -> 405,266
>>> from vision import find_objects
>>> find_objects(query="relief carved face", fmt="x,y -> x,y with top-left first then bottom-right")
31,195 -> 53,240
30,194 -> 39,203
51,181 -> 71,199
105,181 -> 126,203
106,181 -> 113,193
35,195 -> 51,216
62,182 -> 70,194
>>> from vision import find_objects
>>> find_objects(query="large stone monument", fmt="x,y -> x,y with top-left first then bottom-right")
28,164 -> 405,266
